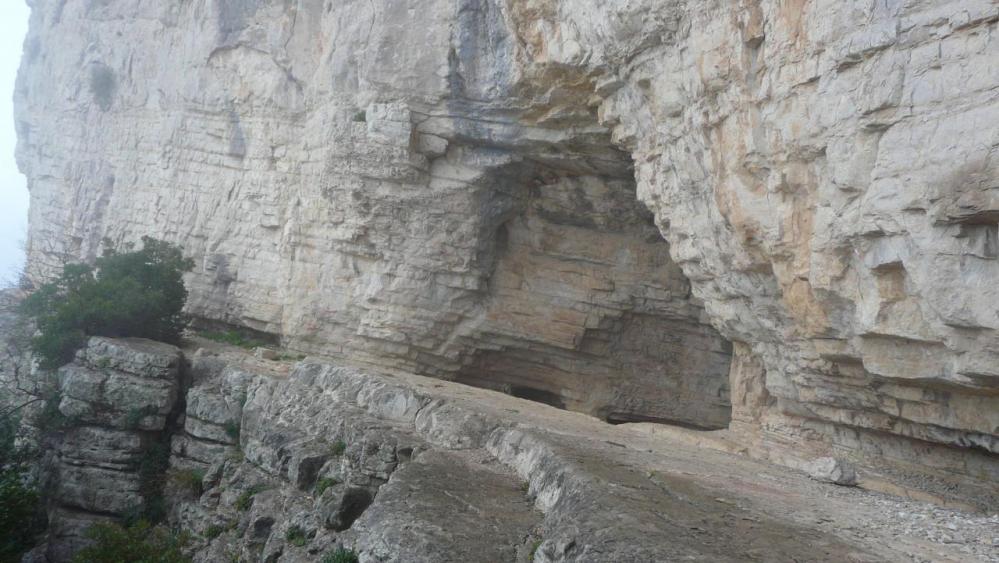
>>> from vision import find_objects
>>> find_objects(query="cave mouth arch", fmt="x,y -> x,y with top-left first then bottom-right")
453,158 -> 734,430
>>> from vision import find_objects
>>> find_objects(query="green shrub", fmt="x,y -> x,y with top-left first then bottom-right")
124,406 -> 157,430
197,330 -> 264,349
20,238 -> 194,369
314,477 -> 339,497
0,466 -> 43,561
203,524 -> 225,540
169,468 -> 205,497
226,447 -> 244,463
285,525 -> 308,547
529,539 -> 542,561
275,353 -> 306,362
36,390 -> 73,432
125,441 -> 171,526
329,440 -> 346,457
322,547 -> 359,563
224,420 -> 240,441
0,410 -> 21,466
234,484 -> 268,512
0,411 -> 44,560
71,521 -> 190,563
351,110 -> 366,122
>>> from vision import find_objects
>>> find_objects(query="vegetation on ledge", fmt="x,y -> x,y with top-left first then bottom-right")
20,237 -> 193,369
71,521 -> 190,563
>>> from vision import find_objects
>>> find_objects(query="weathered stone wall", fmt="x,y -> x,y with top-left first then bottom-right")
14,0 -> 733,429
17,338 -> 184,561
4,335 -> 991,562
14,0 -> 999,487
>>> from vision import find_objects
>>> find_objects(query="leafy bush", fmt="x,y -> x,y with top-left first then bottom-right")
285,525 -> 308,547
224,420 -> 240,441
203,524 -> 225,540
322,547 -> 359,563
197,330 -> 264,349
529,539 -> 542,561
0,411 -> 21,466
20,238 -> 194,369
226,447 -> 244,463
124,406 -> 157,430
275,353 -> 306,362
314,477 -> 339,497
36,391 -> 74,432
124,441 -> 171,526
169,468 -> 205,497
71,521 -> 190,563
0,469 -> 41,562
0,411 -> 44,561
234,484 -> 268,512
329,440 -> 346,457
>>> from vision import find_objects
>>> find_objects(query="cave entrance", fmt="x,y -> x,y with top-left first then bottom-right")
455,163 -> 734,430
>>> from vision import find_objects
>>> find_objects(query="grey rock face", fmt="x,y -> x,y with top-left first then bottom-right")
163,354 -> 994,562
56,337 -> 182,431
16,337 -> 185,562
14,0 -> 731,434
12,0 -> 999,508
348,450 -> 538,563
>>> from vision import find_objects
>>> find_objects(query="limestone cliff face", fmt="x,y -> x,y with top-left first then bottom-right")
14,0 -> 999,490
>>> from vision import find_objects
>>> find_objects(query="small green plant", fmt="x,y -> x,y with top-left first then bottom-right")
314,477 -> 339,497
198,330 -> 265,349
1,406 -> 45,560
0,410 -> 21,465
71,521 -> 191,563
529,539 -> 542,561
170,468 -> 205,497
124,405 -> 157,430
203,524 -> 225,540
234,484 -> 268,512
224,420 -> 241,441
285,525 -> 308,547
36,390 -> 72,432
275,353 -> 306,362
125,441 -> 171,526
351,110 -> 366,122
329,440 -> 346,457
20,238 -> 194,369
0,466 -> 43,561
226,447 -> 245,463
322,547 -> 359,563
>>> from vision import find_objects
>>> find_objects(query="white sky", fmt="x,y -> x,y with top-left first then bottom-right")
0,2 -> 29,283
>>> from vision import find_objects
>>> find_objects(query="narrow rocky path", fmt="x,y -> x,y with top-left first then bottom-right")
347,450 -> 541,562
182,341 -> 998,563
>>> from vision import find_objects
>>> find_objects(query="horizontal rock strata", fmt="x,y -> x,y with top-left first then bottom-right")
165,349 -> 996,562
14,0 -> 999,505
18,337 -> 184,561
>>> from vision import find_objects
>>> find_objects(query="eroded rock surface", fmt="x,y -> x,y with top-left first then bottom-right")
16,337 -> 184,561
3,333 -> 995,562
13,0 -> 999,519
164,348 -> 997,562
